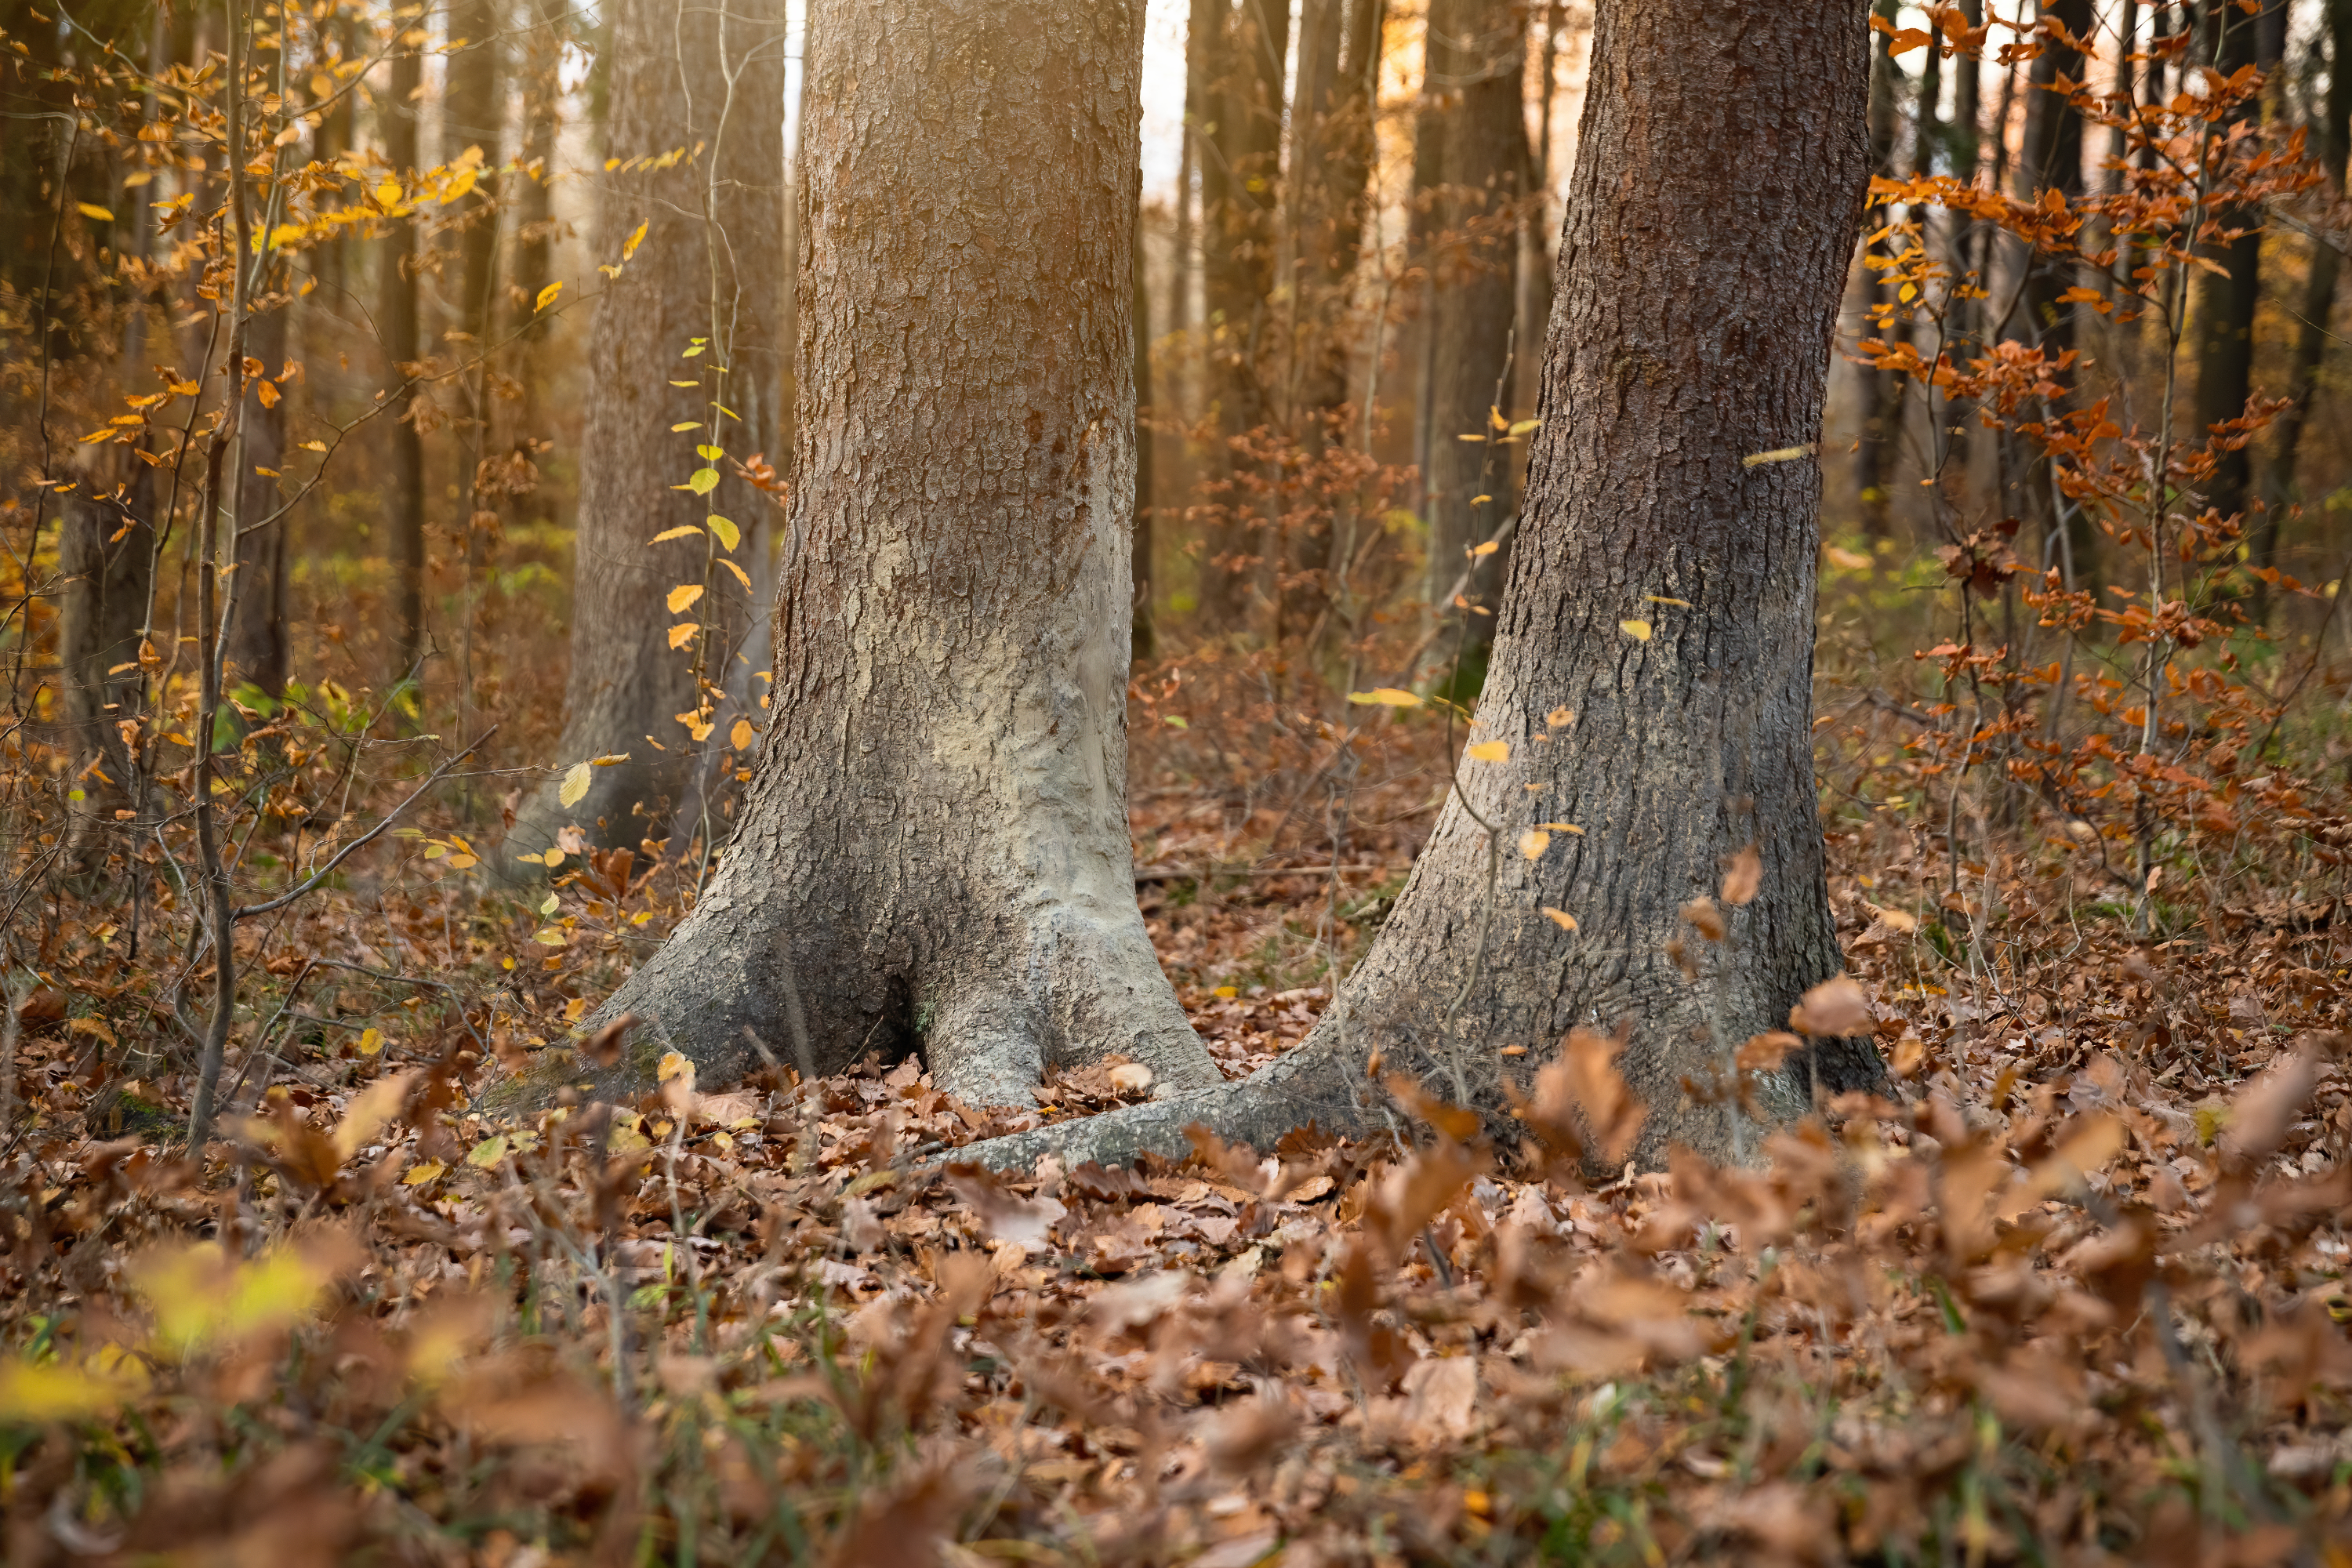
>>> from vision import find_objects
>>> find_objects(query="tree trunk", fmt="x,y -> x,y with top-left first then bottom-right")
58,457 -> 154,841
1196,0 -> 1290,629
510,0 -> 567,532
225,292 -> 289,696
2262,0 -> 2351,546
1133,166 -> 1157,661
501,0 -> 788,866
1417,0 -> 1527,680
565,0 -> 1221,1114
2190,0 -> 2262,539
1856,0 -> 1900,541
978,0 -> 1884,1174
2019,0 -> 2093,593
379,43 -> 427,690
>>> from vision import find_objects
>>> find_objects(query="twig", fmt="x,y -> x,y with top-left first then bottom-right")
234,728 -> 496,918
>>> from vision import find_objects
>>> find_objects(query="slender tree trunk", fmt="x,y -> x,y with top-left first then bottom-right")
1886,22 -> 1940,520
2190,0 -> 2263,537
1946,0 -> 1983,482
1856,0 -> 1900,539
1514,1 -> 1560,428
379,43 -> 427,689
971,0 -> 1886,1174
568,0 -> 1221,1112
58,461 -> 154,844
2263,0 -> 2352,543
1196,0 -> 1290,629
2020,0 -> 2094,593
1417,0 -> 1526,678
225,292 -> 289,695
1134,169 -> 1157,661
503,0 -> 788,866
511,0 -> 565,531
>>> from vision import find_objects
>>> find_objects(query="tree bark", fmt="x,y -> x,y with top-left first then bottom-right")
379,42 -> 427,690
1196,0 -> 1290,628
2189,0 -> 2263,539
1416,0 -> 1527,676
1856,0 -> 1900,540
2018,0 -> 2094,593
958,0 -> 1884,1174
562,0 -> 1223,1113
2263,0 -> 2351,542
501,0 -> 788,866
58,458 -> 154,840
225,292 -> 289,696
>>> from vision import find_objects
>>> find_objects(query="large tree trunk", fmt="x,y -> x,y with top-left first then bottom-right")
379,43 -> 427,690
501,0 -> 787,866
965,0 -> 1883,1173
566,0 -> 1222,1112
1416,0 -> 1527,674
1196,0 -> 1290,629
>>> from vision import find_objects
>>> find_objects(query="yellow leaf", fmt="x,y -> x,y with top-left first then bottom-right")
256,379 -> 281,409
535,280 -> 563,311
465,1134 -> 507,1168
76,201 -> 115,222
401,1159 -> 446,1187
332,1069 -> 416,1158
685,467 -> 719,495
706,514 -> 740,550
1741,443 -> 1816,469
717,557 -> 751,591
1619,619 -> 1652,641
1642,594 -> 1688,608
1471,540 -> 1500,557
1540,907 -> 1578,931
1466,740 -> 1509,763
1213,985 -> 1238,1000
1519,829 -> 1551,860
357,1027 -> 383,1056
657,1051 -> 694,1085
623,220 -> 648,258
669,379 -> 699,387
671,421 -> 701,432
1507,418 -> 1541,435
666,583 -> 704,613
648,524 -> 701,543
136,1237 -> 354,1359
1347,688 -> 1422,707
1532,821 -> 1584,834
300,439 -> 327,452
374,176 -> 401,207
0,1354 -> 144,1421
558,760 -> 592,808
730,717 -> 754,750
668,622 -> 700,648
1545,706 -> 1574,728
564,996 -> 587,1022
1825,545 -> 1873,570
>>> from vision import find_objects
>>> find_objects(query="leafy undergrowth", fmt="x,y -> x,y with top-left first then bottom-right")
4,728 -> 2352,1566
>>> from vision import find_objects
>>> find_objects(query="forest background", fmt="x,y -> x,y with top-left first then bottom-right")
2,0 -> 2352,1563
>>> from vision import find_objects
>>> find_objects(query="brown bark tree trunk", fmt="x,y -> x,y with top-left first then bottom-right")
2263,0 -> 2351,536
566,0 -> 1221,1112
970,0 -> 1885,1173
1196,0 -> 1290,629
225,291 -> 289,696
501,0 -> 788,866
1417,0 -> 1526,676
2019,0 -> 2094,593
1856,0 -> 1900,540
2190,0 -> 2262,539
58,459 -> 154,841
379,43 -> 427,689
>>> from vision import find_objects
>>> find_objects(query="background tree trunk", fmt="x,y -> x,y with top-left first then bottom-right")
1196,0 -> 1290,627
501,0 -> 787,866
2263,0 -> 2351,537
2190,0 -> 2262,537
572,0 -> 1221,1112
58,458 -> 154,843
1857,0 -> 1900,539
2019,0 -> 2093,593
379,43 -> 426,690
225,292 -> 289,696
1416,0 -> 1526,680
967,0 -> 1883,1174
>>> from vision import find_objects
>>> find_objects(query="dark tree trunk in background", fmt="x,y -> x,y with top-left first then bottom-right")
2264,0 -> 2352,568
1946,0 -> 1983,481
59,459 -> 154,844
226,294 -> 289,696
972,0 -> 1883,1174
1196,0 -> 1290,627
2019,0 -> 2093,590
570,0 -> 1221,1112
1857,0 -> 1900,540
1279,0 -> 1382,637
444,0 -> 504,395
2190,0 -> 2262,539
1515,2 -> 1560,428
379,43 -> 427,688
503,0 -> 788,867
1134,169 -> 1157,660
1416,0 -> 1527,675
1886,20 -> 1940,514
511,0 -> 566,531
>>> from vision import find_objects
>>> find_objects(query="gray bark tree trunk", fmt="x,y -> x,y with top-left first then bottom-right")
569,0 -> 1222,1112
967,0 -> 1886,1173
1417,0 -> 1528,673
501,0 -> 787,866
226,291 -> 289,696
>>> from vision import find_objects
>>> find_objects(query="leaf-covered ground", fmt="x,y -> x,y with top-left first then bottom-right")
2,709 -> 2350,1566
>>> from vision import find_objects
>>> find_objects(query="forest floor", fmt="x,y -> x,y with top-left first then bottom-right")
2,681 -> 2350,1566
